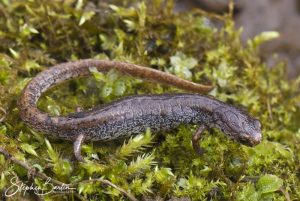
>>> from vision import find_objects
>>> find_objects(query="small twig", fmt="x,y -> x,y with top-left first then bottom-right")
266,97 -> 273,121
0,107 -> 7,122
191,8 -> 225,21
73,179 -> 138,201
279,186 -> 291,201
0,146 -> 138,201
0,146 -> 64,186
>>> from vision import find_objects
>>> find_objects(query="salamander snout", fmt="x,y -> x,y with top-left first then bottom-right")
247,131 -> 262,146
215,108 -> 262,147
238,119 -> 262,147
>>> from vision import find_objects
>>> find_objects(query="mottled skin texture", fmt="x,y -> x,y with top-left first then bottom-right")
19,59 -> 262,160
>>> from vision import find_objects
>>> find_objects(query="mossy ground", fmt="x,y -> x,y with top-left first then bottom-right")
0,0 -> 299,200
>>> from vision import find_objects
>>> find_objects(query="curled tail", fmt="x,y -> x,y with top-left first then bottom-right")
19,59 -> 213,134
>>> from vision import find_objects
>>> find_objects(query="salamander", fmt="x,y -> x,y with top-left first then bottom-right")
19,59 -> 262,161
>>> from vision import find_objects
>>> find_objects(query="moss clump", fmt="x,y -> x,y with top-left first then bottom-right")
0,0 -> 299,200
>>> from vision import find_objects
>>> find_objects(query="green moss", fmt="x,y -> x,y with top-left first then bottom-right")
0,0 -> 299,200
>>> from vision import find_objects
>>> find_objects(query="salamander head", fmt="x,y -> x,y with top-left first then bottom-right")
213,106 -> 262,146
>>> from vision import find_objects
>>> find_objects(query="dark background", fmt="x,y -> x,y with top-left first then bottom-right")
177,0 -> 300,79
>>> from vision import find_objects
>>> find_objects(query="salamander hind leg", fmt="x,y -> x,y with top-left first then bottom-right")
73,133 -> 85,162
192,125 -> 207,155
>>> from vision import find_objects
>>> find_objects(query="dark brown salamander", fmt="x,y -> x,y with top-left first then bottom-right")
19,59 -> 262,161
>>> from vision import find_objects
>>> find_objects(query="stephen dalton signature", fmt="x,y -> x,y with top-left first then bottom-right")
5,176 -> 76,197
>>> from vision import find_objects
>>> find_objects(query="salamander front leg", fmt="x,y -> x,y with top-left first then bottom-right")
73,134 -> 85,162
192,125 -> 207,155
